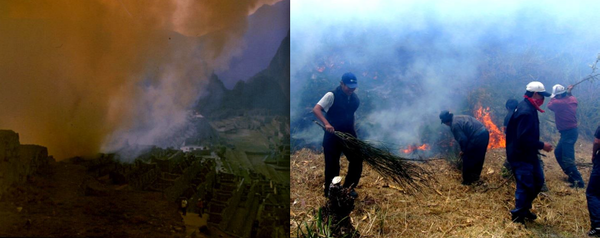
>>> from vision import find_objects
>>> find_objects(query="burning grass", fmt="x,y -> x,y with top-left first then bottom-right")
291,140 -> 595,237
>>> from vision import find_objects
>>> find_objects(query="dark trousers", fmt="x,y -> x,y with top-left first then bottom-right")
462,131 -> 489,184
510,160 -> 545,217
555,128 -> 584,185
587,159 -> 600,228
323,136 -> 363,196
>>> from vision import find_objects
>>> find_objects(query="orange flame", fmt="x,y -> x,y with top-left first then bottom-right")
474,105 -> 505,149
402,143 -> 430,154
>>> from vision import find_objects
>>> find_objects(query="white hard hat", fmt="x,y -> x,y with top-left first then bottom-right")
526,81 -> 551,97
551,84 -> 566,98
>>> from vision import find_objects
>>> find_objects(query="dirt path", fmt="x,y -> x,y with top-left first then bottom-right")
182,212 -> 207,237
0,160 -> 186,237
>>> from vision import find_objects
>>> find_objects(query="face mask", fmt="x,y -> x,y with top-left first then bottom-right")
534,97 -> 545,106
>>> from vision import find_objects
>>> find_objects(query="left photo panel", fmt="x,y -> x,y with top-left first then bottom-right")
0,0 -> 290,237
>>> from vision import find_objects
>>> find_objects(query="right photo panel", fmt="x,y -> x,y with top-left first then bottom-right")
290,1 -> 600,237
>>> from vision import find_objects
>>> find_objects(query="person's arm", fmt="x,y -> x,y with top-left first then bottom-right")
594,126 -> 600,161
547,98 -> 556,111
567,85 -> 574,96
313,92 -> 335,133
313,104 -> 334,133
515,113 -> 552,151
593,137 -> 600,161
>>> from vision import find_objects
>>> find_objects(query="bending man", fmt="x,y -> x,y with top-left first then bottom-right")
440,111 -> 489,185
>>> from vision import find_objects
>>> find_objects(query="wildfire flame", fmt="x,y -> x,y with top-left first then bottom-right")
315,56 -> 343,73
474,105 -> 505,149
402,143 -> 430,154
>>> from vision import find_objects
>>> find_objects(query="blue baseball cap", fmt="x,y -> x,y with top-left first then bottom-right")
439,110 -> 453,124
341,72 -> 358,89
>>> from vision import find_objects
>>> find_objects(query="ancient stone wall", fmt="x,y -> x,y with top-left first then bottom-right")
163,160 -> 202,202
0,130 -> 50,196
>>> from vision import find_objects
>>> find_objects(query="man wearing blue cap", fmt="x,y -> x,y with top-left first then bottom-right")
313,72 -> 361,198
506,81 -> 554,224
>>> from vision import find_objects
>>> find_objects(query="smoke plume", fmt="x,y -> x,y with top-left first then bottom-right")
0,0 -> 280,160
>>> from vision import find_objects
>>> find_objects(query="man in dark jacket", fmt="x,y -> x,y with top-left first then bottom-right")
548,84 -> 585,188
440,111 -> 490,185
587,125 -> 600,236
506,81 -> 554,224
313,72 -> 361,198
504,99 -> 549,191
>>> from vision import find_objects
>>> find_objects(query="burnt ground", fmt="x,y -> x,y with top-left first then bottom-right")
0,159 -> 186,238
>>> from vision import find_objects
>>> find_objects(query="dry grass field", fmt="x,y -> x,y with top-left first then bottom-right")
291,141 -> 596,238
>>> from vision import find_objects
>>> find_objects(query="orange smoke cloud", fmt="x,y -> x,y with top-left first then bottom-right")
0,0 -> 281,160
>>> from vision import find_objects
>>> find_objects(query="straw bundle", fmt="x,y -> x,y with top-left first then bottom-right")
315,121 -> 432,191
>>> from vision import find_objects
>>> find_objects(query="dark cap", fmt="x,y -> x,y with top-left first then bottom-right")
439,110 -> 453,124
505,99 -> 518,110
341,72 -> 358,89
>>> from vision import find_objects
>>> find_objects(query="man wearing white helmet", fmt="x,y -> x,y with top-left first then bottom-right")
505,81 -> 554,224
548,84 -> 585,188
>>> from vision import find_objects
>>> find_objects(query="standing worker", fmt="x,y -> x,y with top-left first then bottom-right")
181,198 -> 188,216
313,72 -> 362,198
196,198 -> 204,218
586,125 -> 600,236
504,98 -> 549,191
439,111 -> 490,185
548,84 -> 585,188
506,81 -> 553,224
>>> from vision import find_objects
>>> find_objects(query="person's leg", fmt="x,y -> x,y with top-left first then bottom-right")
528,159 -> 545,206
555,132 -> 566,177
461,151 -> 476,185
323,139 -> 343,197
588,161 -> 600,232
563,128 -> 584,187
471,132 -> 489,183
342,147 -> 363,190
510,162 -> 534,222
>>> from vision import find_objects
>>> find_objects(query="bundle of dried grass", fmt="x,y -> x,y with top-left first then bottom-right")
315,121 -> 433,191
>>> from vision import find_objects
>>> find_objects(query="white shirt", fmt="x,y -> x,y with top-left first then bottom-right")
317,92 -> 334,112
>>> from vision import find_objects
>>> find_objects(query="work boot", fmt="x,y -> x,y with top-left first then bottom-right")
511,214 -> 525,224
570,181 -> 585,189
524,211 -> 537,220
588,227 -> 600,237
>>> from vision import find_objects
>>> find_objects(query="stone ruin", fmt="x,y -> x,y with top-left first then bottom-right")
87,145 -> 289,237
0,130 -> 53,197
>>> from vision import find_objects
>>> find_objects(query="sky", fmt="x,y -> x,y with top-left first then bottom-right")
0,0 -> 285,160
291,0 -> 600,152
216,0 -> 290,89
